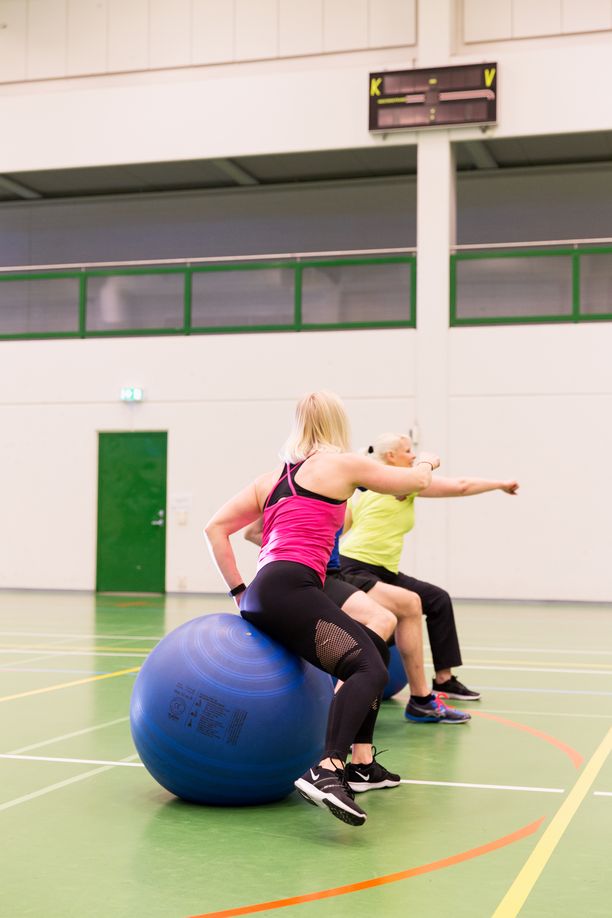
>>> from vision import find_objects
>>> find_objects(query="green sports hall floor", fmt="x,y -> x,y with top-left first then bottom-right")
1,591 -> 611,918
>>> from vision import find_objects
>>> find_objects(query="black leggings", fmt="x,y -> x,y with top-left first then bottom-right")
339,556 -> 463,672
240,561 -> 388,762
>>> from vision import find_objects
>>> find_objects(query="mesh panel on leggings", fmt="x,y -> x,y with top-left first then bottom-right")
315,619 -> 360,672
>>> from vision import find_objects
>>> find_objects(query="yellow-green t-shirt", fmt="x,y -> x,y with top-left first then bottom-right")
340,490 -> 416,574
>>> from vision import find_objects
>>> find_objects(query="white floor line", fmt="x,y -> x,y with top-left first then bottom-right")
0,653 -> 68,670
460,665 -> 612,676
0,753 -> 143,767
0,630 -> 163,641
0,636 -> 85,671
0,753 -> 140,813
7,715 -> 130,755
464,686 -> 612,697
0,754 -> 565,795
593,791 -> 612,797
0,667 -> 109,676
478,708 -> 612,719
399,779 -> 564,793
463,645 -> 612,656
0,648 -> 148,658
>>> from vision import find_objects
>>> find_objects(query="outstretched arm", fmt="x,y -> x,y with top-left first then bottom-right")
204,480 -> 264,603
418,476 -> 519,498
344,451 -> 440,496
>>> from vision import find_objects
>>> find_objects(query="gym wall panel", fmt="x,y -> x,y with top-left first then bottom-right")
445,392 -> 611,601
4,37 -> 612,172
443,322 -> 612,601
0,329 -> 417,592
0,0 -> 27,82
0,402 -> 99,590
449,324 -> 612,397
107,0 -> 148,72
27,0 -> 67,80
368,0 -> 416,48
192,0 -> 234,64
278,0 -> 324,58
66,0 -> 108,77
463,0 -> 612,42
512,0 -> 562,39
463,0 -> 512,43
0,320 -> 608,599
235,0 -> 278,62
323,0 -> 368,52
149,0 -> 191,70
562,0 -> 612,33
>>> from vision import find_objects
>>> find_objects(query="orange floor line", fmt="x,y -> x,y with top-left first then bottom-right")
470,710 -> 584,768
188,817 -> 545,918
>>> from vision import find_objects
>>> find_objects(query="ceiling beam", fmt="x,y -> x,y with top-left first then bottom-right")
0,175 -> 42,199
210,158 -> 259,186
463,141 -> 498,170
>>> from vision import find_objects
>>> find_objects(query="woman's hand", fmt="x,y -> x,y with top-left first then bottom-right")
415,452 -> 440,471
500,480 -> 519,495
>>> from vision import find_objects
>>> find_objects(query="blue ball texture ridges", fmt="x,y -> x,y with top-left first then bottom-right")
130,613 -> 334,805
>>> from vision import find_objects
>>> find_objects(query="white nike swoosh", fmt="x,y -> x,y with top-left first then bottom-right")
310,768 -> 318,781
354,770 -> 370,781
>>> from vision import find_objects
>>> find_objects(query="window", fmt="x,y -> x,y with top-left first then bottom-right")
301,260 -> 414,327
0,275 -> 80,337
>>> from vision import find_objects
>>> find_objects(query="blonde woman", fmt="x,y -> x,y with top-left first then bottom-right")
340,432 -> 519,705
205,393 -> 439,827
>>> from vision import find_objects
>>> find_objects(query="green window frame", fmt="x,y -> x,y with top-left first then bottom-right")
0,255 -> 416,342
450,246 -> 612,326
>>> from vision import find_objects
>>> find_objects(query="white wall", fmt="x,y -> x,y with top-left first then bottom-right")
0,0 -> 417,83
445,323 -> 612,601
0,330 -> 416,593
2,4 -> 612,172
1,318 -> 609,601
462,0 -> 612,44
0,0 -> 611,602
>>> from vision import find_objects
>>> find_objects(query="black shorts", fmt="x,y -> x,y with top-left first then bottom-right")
323,567 -> 379,607
336,566 -> 379,594
323,568 -> 359,607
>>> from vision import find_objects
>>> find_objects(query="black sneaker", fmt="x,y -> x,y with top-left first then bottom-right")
432,675 -> 481,701
345,749 -> 401,793
294,765 -> 367,826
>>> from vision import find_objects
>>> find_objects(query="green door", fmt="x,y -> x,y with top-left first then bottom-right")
96,432 -> 167,593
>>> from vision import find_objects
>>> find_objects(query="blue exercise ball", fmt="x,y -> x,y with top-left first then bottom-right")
383,644 -> 408,699
130,613 -> 334,806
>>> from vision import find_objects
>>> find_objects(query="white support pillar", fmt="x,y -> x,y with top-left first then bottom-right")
413,133 -> 456,584
409,0 -> 457,585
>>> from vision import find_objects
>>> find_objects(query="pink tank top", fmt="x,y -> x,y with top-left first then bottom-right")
257,460 -> 346,584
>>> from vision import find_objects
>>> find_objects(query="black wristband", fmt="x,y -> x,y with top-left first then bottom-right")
228,582 -> 246,598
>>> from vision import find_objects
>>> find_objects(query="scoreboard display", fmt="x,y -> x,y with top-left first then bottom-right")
369,63 -> 497,132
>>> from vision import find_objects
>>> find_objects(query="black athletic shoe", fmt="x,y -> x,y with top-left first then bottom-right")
345,749 -> 401,793
294,765 -> 367,826
432,675 -> 481,701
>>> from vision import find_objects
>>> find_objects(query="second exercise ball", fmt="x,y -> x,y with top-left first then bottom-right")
383,644 -> 408,699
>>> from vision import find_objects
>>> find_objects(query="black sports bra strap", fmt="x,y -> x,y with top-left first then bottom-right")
263,462 -> 302,510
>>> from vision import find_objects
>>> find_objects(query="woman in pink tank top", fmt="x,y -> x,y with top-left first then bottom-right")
205,391 -> 439,828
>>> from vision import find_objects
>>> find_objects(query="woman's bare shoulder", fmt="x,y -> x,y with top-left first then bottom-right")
253,466 -> 284,507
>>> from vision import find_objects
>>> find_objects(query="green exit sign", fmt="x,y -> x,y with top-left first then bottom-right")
120,387 -> 143,402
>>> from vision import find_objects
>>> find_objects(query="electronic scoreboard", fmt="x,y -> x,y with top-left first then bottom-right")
369,62 -> 497,132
